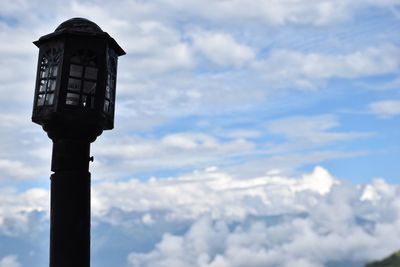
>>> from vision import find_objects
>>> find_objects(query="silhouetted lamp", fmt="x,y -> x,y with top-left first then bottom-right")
32,18 -> 125,267
33,17 -> 125,135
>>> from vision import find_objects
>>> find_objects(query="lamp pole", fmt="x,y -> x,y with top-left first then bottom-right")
32,18 -> 125,267
49,134 -> 92,267
47,122 -> 99,267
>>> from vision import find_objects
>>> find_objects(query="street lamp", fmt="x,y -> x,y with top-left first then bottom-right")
32,18 -> 125,267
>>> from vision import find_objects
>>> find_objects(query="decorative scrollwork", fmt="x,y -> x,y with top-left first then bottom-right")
71,49 -> 97,66
44,47 -> 62,64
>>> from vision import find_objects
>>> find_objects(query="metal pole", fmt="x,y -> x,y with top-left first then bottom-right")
49,140 -> 91,267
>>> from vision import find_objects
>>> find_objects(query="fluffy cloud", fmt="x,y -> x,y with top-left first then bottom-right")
120,168 -> 400,267
0,187 -> 48,236
92,166 -> 337,222
0,255 -> 21,267
369,100 -> 400,118
1,166 -> 399,267
117,21 -> 195,74
128,214 -> 400,267
190,29 -> 255,67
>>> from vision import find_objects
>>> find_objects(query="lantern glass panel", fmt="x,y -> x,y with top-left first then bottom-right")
70,65 -> 83,77
104,50 -> 117,114
83,81 -> 96,93
51,66 -> 58,76
85,67 -> 97,80
66,93 -> 80,105
65,50 -> 98,109
46,93 -> 54,105
36,48 -> 61,107
48,80 -> 56,91
39,80 -> 46,92
103,99 -> 110,112
68,78 -> 81,91
37,94 -> 45,106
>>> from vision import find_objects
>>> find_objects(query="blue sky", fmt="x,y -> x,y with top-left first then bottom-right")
0,1 -> 400,267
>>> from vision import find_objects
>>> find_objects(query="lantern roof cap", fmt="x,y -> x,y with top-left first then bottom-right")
55,18 -> 103,34
34,18 -> 126,56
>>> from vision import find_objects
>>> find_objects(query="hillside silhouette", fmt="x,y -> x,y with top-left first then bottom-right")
366,251 -> 400,267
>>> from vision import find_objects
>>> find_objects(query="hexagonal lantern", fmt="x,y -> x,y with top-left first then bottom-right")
32,18 -> 125,140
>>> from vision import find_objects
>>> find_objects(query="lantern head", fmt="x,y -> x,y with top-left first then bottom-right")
32,18 -> 125,140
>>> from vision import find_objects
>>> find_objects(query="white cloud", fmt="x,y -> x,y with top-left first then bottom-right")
92,166 -> 339,222
190,29 -> 255,67
0,187 -> 48,236
259,44 -> 400,90
0,113 -> 49,180
122,168 -> 400,267
127,210 -> 400,267
112,20 -> 195,75
124,21 -> 183,55
0,159 -> 42,180
0,255 -> 21,267
361,178 -> 397,202
0,114 -> 30,128
369,100 -> 400,118
0,166 -> 399,266
142,213 -> 155,225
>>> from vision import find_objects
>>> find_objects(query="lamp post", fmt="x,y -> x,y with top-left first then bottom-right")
32,18 -> 125,267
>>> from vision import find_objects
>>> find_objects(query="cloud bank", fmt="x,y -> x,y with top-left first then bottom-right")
117,167 -> 400,267
1,167 -> 399,267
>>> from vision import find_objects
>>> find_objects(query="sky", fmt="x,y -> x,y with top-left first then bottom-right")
0,0 -> 400,266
